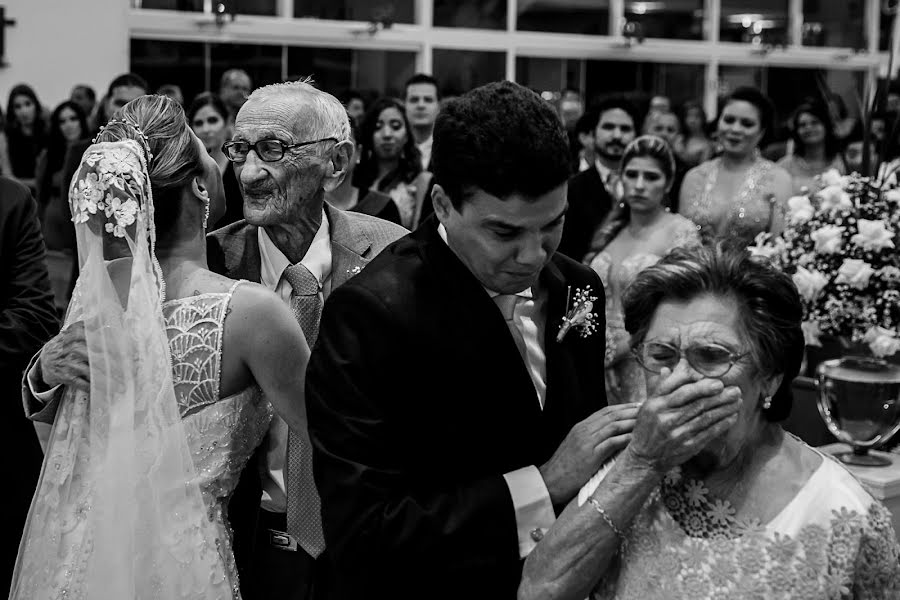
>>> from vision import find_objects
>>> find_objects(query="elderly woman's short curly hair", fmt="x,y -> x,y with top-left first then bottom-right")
622,242 -> 804,421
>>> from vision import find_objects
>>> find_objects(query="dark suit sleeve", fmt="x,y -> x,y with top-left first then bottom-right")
0,179 -> 59,372
307,283 -> 519,590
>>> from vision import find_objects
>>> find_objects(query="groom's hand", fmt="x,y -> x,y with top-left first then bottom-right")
538,403 -> 639,506
39,322 -> 91,391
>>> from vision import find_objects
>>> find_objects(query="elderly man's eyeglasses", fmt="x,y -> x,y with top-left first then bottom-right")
633,342 -> 749,378
222,138 -> 337,163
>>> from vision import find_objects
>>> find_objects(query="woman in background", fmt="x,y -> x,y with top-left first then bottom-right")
586,135 -> 699,404
352,97 -> 433,230
188,92 -> 243,229
679,86 -> 792,246
777,101 -> 846,195
5,84 -> 47,192
677,100 -> 713,167
34,101 -> 89,312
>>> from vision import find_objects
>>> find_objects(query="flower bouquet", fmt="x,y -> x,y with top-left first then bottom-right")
750,169 -> 900,462
750,169 -> 900,358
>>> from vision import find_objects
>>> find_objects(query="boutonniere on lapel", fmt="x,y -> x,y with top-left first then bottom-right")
556,285 -> 598,342
346,266 -> 362,276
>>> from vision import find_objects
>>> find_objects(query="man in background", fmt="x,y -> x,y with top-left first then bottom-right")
404,73 -> 440,171
559,96 -> 639,261
220,69 -> 253,127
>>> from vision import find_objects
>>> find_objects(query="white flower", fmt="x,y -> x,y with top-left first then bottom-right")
819,169 -> 846,188
850,219 -> 895,252
885,189 -> 900,204
810,225 -> 845,254
792,266 -> 829,302
864,326 -> 900,358
787,195 -> 814,224
801,321 -> 823,347
880,266 -> 900,282
747,233 -> 782,259
835,258 -> 876,290
817,185 -> 853,212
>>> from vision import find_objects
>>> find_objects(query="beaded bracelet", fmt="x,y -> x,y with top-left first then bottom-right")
587,496 -> 628,553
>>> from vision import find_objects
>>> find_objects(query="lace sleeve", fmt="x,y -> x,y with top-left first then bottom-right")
852,502 -> 900,598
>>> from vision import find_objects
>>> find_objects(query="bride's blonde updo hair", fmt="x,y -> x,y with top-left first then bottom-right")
95,94 -> 203,239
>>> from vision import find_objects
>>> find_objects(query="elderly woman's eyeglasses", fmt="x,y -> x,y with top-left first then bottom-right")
222,138 -> 337,163
633,342 -> 749,378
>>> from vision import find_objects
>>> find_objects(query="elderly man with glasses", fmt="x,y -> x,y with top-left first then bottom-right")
207,79 -> 408,600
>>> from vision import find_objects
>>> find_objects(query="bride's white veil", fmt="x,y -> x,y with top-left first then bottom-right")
10,134 -> 230,598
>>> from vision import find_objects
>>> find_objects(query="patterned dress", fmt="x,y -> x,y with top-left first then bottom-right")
680,157 -> 787,246
589,215 -> 700,404
582,451 -> 900,599
14,282 -> 273,599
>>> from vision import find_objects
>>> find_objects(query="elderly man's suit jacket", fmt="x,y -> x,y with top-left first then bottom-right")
206,203 -> 408,584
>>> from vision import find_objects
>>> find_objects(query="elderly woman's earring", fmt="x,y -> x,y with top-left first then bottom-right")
202,198 -> 210,229
762,395 -> 773,411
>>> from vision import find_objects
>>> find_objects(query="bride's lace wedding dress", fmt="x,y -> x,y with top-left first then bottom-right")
12,286 -> 272,599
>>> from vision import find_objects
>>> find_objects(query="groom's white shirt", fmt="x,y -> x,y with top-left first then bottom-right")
437,224 -> 555,557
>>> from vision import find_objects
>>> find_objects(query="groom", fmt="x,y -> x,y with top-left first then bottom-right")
306,81 -> 638,599
207,80 -> 407,600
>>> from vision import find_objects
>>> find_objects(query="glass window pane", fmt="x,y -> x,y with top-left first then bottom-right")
720,0 -> 789,45
287,47 -> 416,100
130,39 -> 206,104
880,6 -> 897,51
293,0 -> 414,23
433,0 -> 506,30
515,57 -> 583,95
623,0 -> 704,41
718,66 -> 864,124
802,0 -> 865,48
584,60 -> 704,110
136,0 -> 203,10
517,0 -> 608,35
432,49 -> 505,97
232,0 -> 277,16
210,43 -> 283,99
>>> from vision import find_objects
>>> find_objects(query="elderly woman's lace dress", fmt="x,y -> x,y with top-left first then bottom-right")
589,215 -> 699,404
581,452 -> 900,599
12,282 -> 273,599
680,157 -> 786,246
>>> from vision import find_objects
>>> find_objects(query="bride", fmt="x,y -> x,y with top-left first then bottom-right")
10,95 -> 310,599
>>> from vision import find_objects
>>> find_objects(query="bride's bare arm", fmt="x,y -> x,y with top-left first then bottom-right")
228,284 -> 310,435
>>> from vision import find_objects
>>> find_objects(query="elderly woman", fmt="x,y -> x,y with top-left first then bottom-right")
519,243 -> 900,599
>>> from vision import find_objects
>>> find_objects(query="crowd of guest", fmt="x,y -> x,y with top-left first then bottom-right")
4,65 -> 900,598
0,67 -> 889,405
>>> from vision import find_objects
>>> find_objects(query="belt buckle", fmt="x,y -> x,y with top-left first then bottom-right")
267,529 -> 298,552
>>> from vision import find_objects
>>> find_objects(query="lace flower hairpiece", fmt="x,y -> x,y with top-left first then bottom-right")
93,118 -> 155,164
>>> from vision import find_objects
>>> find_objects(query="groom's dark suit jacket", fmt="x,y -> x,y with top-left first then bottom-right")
306,216 -> 608,599
206,204 -> 407,592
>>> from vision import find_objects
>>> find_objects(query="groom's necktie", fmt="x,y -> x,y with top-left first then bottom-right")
283,262 -> 326,558
494,293 -> 546,409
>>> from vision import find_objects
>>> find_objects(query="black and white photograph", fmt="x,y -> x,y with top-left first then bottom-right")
3,0 -> 900,598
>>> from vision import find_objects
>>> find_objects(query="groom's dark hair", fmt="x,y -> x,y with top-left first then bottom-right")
431,80 -> 571,210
